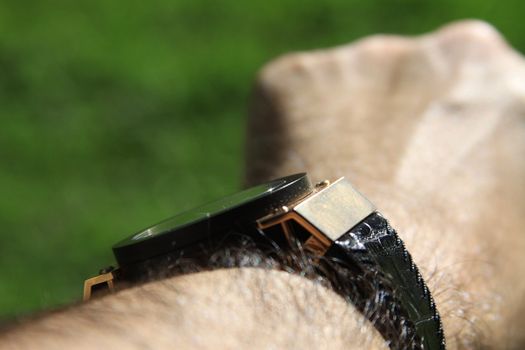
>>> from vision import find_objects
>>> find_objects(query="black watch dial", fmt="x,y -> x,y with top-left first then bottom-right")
112,173 -> 312,267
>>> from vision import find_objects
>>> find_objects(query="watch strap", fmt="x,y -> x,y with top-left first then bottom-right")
329,212 -> 446,350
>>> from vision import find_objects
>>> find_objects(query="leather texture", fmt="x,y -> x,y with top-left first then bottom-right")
329,212 -> 445,350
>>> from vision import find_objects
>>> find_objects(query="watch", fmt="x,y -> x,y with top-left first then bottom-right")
83,173 -> 445,349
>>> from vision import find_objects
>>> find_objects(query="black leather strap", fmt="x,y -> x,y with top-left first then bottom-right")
328,212 -> 445,350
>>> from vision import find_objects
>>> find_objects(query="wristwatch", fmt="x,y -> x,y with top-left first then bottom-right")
83,173 -> 445,349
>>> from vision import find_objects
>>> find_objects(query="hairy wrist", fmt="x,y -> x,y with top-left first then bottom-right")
1,269 -> 386,350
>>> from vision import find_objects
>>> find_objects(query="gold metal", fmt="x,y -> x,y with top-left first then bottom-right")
280,221 -> 293,242
257,177 -> 376,254
258,211 -> 332,248
83,271 -> 116,301
304,235 -> 330,256
294,178 -> 376,241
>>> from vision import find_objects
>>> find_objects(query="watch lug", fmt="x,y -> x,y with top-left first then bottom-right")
304,235 -> 329,256
256,205 -> 290,229
294,177 -> 376,242
257,210 -> 332,254
83,270 -> 117,301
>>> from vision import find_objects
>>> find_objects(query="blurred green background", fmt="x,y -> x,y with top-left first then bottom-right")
1,0 -> 524,320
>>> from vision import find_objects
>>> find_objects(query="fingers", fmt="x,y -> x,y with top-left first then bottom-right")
246,20 -> 525,349
245,20 -> 525,196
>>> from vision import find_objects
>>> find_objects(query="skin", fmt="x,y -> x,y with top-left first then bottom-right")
247,20 -> 525,349
1,270 -> 386,350
2,20 -> 524,349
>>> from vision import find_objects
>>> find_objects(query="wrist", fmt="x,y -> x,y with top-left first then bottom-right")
2,269 -> 388,350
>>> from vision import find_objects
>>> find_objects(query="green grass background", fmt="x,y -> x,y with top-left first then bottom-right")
1,0 -> 524,320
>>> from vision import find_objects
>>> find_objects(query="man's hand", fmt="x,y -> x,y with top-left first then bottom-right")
247,20 -> 525,349
2,20 -> 525,349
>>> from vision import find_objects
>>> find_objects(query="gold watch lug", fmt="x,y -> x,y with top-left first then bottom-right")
83,270 -> 117,301
256,177 -> 376,255
294,177 -> 376,242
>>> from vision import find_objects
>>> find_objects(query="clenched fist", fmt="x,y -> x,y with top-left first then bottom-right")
247,20 -> 525,349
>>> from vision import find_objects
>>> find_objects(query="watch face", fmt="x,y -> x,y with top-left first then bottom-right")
113,173 -> 312,267
130,180 -> 286,242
